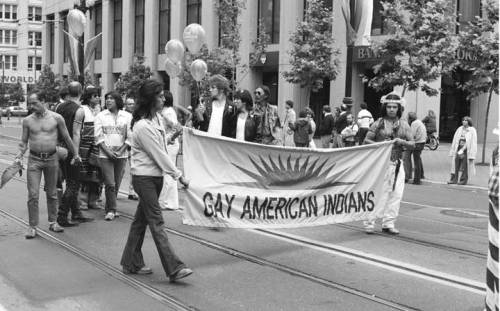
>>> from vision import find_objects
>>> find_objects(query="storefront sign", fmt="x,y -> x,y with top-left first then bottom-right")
454,49 -> 478,62
352,46 -> 388,63
1,75 -> 36,84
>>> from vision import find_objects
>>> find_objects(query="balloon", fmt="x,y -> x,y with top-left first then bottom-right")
165,39 -> 185,63
190,59 -> 207,82
67,9 -> 86,37
183,24 -> 206,54
165,58 -> 182,77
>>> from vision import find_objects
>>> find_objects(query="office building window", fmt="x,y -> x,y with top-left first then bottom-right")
113,0 -> 122,58
95,3 -> 102,59
159,0 -> 171,53
187,0 -> 201,25
28,56 -> 42,71
0,29 -> 17,45
2,55 -> 17,70
2,4 -> 17,20
134,0 -> 145,55
48,14 -> 55,64
258,0 -> 280,44
28,6 -> 42,21
28,31 -> 42,47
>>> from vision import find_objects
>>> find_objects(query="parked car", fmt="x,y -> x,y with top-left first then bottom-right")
0,107 -> 8,116
6,106 -> 28,117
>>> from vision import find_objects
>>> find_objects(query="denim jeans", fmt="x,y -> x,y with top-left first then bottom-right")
120,175 -> 185,277
99,158 -> 127,213
412,143 -> 425,183
27,154 -> 59,227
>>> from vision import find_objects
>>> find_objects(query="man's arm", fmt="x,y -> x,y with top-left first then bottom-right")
55,113 -> 79,156
364,122 -> 378,144
72,108 -> 84,156
15,118 -> 29,159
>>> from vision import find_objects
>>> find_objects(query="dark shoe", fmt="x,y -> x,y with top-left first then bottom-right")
122,266 -> 152,275
382,228 -> 400,235
412,180 -> 421,185
169,268 -> 193,283
57,219 -> 79,227
404,179 -> 409,183
71,215 -> 94,223
458,181 -> 467,185
49,223 -> 64,233
128,194 -> 138,201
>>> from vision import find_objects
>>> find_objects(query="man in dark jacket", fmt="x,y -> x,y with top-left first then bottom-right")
231,89 -> 259,142
318,105 -> 335,148
289,110 -> 312,147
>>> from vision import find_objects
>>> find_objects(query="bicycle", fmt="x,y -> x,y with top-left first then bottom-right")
425,132 -> 439,150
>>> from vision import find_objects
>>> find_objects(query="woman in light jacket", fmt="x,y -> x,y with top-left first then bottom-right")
448,116 -> 477,185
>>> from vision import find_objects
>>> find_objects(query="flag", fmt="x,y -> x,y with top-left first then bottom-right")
84,33 -> 102,71
63,30 -> 81,76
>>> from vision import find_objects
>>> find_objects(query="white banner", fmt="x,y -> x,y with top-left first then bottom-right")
182,128 -> 393,228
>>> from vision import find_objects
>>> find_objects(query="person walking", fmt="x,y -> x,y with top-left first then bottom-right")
94,91 -> 132,220
124,96 -> 138,201
16,92 -> 80,238
288,109 -> 313,148
306,108 -> 317,149
254,85 -> 281,145
363,93 -> 414,235
447,117 -> 477,185
231,89 -> 259,142
357,102 -> 373,145
282,100 -> 296,147
405,112 -> 427,185
341,113 -> 358,147
159,90 -> 182,211
120,80 -> 192,282
318,105 -> 335,148
55,82 -> 94,227
422,109 -> 437,136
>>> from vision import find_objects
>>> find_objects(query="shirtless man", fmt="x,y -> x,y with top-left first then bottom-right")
15,92 -> 81,239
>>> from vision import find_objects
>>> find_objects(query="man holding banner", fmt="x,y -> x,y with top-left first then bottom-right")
363,93 -> 414,235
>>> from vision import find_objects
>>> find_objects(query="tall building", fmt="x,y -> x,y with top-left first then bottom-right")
42,0 -> 497,143
0,0 -> 43,107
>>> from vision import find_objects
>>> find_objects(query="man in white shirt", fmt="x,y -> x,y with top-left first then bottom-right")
357,102 -> 373,145
404,112 -> 427,185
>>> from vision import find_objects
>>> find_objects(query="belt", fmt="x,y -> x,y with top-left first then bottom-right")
30,150 -> 56,159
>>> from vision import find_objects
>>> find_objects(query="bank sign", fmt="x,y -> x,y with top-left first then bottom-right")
353,46 -> 478,63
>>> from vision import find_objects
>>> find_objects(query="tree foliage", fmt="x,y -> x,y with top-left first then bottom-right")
365,0 -> 459,96
283,0 -> 340,96
250,20 -> 271,66
115,55 -> 153,98
33,65 -> 61,104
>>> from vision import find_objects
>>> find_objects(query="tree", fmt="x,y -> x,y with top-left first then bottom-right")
283,0 -> 340,106
33,65 -> 61,104
250,19 -> 271,66
457,0 -> 499,164
365,0 -> 459,96
115,55 -> 153,98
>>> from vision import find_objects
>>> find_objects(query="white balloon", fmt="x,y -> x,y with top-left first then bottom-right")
183,24 -> 206,54
165,58 -> 182,77
165,39 -> 185,63
190,59 -> 208,82
67,9 -> 86,37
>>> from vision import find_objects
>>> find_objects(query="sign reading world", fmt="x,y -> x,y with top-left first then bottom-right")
1,71 -> 38,84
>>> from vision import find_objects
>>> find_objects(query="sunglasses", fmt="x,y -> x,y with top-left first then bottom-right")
254,91 -> 263,96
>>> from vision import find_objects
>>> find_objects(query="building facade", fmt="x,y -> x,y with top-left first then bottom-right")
42,0 -> 497,143
0,0 -> 42,107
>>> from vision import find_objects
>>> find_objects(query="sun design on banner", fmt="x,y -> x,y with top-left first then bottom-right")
230,155 -> 357,190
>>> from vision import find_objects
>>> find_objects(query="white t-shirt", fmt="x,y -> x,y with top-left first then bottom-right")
208,100 -> 225,136
236,112 -> 247,141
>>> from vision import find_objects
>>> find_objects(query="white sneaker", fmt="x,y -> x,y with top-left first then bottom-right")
104,212 -> 115,221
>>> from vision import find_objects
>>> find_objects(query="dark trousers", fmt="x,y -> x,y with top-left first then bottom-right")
99,158 -> 127,213
452,151 -> 468,184
412,143 -> 425,183
358,127 -> 369,145
120,176 -> 185,277
58,178 -> 81,220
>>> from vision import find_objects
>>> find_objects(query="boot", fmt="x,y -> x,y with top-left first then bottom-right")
447,173 -> 456,184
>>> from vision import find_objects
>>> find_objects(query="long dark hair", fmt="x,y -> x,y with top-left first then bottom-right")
81,86 -> 100,106
131,80 -> 163,129
104,91 -> 124,110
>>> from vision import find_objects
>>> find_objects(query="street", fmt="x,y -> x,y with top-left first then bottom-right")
0,131 -> 489,311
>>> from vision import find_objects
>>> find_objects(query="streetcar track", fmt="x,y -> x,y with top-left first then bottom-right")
0,209 -> 199,311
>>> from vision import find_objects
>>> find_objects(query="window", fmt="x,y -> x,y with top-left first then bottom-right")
159,0 -> 171,53
187,0 -> 201,25
48,14 -> 55,64
457,0 -> 481,31
28,31 -> 41,47
28,56 -> 42,71
2,55 -> 17,70
95,3 -> 102,59
28,6 -> 42,22
113,0 -> 122,58
134,0 -> 145,55
258,0 -> 280,44
0,30 -> 17,45
2,4 -> 17,20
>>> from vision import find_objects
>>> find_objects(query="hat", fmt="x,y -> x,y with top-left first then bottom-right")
381,92 -> 406,107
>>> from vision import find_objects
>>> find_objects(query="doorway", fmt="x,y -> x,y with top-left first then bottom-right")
439,70 -> 471,141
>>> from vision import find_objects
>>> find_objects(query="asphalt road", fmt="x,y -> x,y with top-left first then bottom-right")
0,136 -> 489,311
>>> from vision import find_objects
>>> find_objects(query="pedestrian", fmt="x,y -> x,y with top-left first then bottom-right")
288,109 -> 313,148
231,89 -> 259,142
363,93 -> 414,235
94,91 -> 132,220
195,74 -> 234,137
404,112 -> 426,185
282,100 -> 296,147
158,90 -> 182,211
120,79 -> 192,282
422,109 -> 437,137
306,108 -> 317,149
332,99 -> 351,148
124,96 -> 138,201
318,105 -> 335,148
357,102 -> 373,145
447,116 -> 477,185
55,81 -> 94,227
341,113 -> 358,147
53,87 -> 69,112
78,86 -> 102,211
254,85 -> 281,145
15,92 -> 80,238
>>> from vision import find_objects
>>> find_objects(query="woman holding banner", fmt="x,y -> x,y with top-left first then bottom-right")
120,80 -> 192,282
